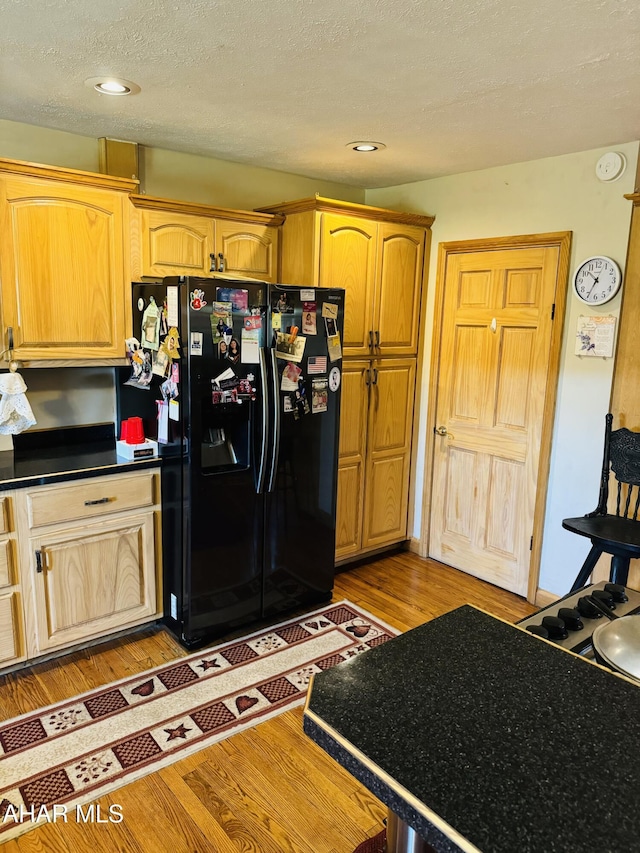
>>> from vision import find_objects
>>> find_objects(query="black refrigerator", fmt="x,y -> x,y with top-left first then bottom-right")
117,275 -> 345,648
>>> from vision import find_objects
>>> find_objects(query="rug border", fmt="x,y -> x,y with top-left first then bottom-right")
0,600 -> 397,726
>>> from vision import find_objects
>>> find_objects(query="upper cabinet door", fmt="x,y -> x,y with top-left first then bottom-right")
217,221 -> 279,282
319,213 -> 377,357
0,175 -> 128,360
374,222 -> 425,356
138,209 -> 215,278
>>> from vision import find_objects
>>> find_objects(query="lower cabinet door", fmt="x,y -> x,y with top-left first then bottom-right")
0,592 -> 23,664
336,361 -> 370,559
362,359 -> 416,549
31,513 -> 157,652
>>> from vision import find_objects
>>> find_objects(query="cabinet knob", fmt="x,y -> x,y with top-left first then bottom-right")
218,253 -> 225,273
371,368 -> 378,385
35,550 -> 44,573
209,253 -> 217,272
375,330 -> 380,348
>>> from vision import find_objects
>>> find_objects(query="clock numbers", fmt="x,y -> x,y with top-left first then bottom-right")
573,256 -> 621,305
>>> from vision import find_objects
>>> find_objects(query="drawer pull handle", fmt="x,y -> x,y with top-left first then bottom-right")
84,497 -> 112,506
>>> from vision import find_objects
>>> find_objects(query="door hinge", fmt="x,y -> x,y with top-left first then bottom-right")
551,303 -> 555,320
530,536 -> 533,551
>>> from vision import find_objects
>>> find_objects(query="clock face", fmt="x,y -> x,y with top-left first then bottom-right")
573,256 -> 621,305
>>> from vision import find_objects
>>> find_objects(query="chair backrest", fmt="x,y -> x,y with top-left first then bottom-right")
593,414 -> 640,519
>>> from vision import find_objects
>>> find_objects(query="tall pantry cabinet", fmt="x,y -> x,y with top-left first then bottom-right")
258,197 -> 434,561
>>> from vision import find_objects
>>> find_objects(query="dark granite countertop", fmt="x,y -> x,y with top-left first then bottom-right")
0,424 -> 160,491
304,605 -> 640,853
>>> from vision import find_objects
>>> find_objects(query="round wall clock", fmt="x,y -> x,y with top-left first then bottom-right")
573,256 -> 622,305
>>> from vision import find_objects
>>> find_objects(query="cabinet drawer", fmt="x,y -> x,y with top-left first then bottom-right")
26,473 -> 156,528
0,540 -> 14,588
0,496 -> 11,534
0,592 -> 20,663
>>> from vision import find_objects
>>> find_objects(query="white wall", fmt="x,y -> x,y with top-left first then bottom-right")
367,142 -> 640,596
0,119 -> 365,207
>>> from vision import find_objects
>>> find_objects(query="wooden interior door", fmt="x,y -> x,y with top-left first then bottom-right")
319,212 -> 376,356
429,245 -> 561,596
363,358 -> 416,548
374,222 -> 425,355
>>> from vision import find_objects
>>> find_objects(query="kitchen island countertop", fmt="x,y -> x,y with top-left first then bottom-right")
304,604 -> 640,853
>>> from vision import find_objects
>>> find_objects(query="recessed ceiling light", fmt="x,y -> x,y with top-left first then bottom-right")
347,141 -> 386,152
84,76 -> 141,96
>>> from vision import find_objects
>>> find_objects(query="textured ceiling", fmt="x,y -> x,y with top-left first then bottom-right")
1,0 -> 639,188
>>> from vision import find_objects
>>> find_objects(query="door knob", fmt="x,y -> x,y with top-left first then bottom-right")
435,425 -> 454,439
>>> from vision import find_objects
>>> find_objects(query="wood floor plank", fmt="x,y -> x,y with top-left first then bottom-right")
0,670 -> 52,720
156,765 -> 237,853
184,759 -> 297,853
197,749 -> 315,853
246,709 -> 383,815
216,734 -> 364,853
0,821 -> 71,853
218,725 -> 373,851
106,775 -> 220,852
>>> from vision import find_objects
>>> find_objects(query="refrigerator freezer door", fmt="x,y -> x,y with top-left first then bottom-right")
262,285 -> 343,617
181,278 -> 268,643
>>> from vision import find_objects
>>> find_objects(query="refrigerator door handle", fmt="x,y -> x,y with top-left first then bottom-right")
267,348 -> 281,493
256,347 -> 269,493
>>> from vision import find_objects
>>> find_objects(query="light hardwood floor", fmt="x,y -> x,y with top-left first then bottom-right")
1,552 -> 536,853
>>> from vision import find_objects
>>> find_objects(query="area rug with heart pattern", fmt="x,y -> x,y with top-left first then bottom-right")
0,600 -> 398,842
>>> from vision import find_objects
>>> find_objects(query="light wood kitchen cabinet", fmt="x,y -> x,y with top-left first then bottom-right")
336,359 -> 417,558
336,362 -> 369,557
258,196 -> 432,358
15,469 -> 161,659
0,493 -> 26,666
362,359 -> 417,549
0,158 -> 137,364
129,195 -> 283,282
259,196 -> 433,560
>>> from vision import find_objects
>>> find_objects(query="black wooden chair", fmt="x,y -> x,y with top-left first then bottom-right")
564,413 -> 640,592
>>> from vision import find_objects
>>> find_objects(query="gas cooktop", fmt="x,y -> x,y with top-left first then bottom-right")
517,580 -> 640,659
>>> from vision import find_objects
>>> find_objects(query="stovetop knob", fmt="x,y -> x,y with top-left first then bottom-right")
557,607 -> 584,631
541,615 -> 569,640
591,588 -> 616,609
577,596 -> 603,619
604,582 -> 628,603
526,624 -> 550,639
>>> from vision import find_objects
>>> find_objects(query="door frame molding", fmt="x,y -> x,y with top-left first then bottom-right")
420,231 -> 572,602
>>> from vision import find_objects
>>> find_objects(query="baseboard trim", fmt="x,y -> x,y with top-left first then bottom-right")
336,542 -> 408,571
408,537 -> 422,555
534,588 -> 558,608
